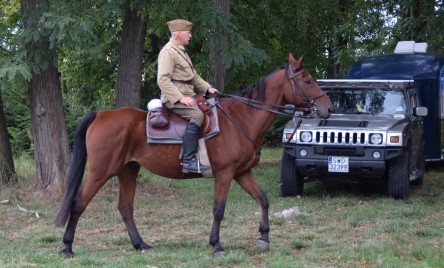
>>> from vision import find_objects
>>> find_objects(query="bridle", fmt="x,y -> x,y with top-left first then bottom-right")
286,62 -> 326,115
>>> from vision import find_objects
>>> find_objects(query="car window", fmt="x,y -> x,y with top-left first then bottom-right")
325,88 -> 406,115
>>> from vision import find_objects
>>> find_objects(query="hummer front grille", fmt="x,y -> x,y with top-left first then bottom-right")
315,131 -> 365,144
297,130 -> 386,146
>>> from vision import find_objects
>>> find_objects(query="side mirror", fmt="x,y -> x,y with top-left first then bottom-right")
414,106 -> 428,117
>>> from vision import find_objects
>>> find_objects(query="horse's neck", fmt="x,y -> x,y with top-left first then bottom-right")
220,89 -> 283,144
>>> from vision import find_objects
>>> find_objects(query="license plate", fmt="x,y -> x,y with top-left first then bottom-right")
328,156 -> 349,173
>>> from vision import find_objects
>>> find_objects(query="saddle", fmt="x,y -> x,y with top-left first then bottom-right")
146,97 -> 220,144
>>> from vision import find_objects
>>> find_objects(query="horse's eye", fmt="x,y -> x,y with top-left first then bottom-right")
304,80 -> 311,85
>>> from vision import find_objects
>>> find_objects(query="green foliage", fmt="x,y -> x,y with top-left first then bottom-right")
198,3 -> 268,71
0,0 -> 110,156
1,80 -> 32,157
39,12 -> 95,50
0,51 -> 31,81
0,0 -> 28,82
1,0 -> 444,156
142,0 -> 269,96
264,115 -> 288,147
20,1 -> 97,73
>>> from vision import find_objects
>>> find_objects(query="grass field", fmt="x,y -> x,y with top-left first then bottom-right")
0,148 -> 443,267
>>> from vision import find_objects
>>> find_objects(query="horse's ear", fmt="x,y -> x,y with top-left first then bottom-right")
288,53 -> 296,65
288,54 -> 304,71
294,55 -> 304,70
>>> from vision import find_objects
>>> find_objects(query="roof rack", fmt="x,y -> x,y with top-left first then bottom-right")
394,41 -> 428,54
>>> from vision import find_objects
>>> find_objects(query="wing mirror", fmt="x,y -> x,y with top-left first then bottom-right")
414,106 -> 428,117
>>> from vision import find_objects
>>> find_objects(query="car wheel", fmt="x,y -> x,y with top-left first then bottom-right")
387,143 -> 411,199
280,151 -> 304,197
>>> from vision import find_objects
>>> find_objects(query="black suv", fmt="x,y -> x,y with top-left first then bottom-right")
281,80 -> 428,199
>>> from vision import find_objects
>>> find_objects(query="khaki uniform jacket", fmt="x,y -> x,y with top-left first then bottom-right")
157,39 -> 212,104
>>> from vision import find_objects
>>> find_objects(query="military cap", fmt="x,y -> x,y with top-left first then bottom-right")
167,19 -> 193,32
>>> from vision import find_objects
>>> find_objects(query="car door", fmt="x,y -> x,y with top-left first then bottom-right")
408,88 -> 423,169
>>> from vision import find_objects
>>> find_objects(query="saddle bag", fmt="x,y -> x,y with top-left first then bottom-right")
149,106 -> 170,129
146,95 -> 210,130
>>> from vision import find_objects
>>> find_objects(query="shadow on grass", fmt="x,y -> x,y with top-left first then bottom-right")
303,179 -> 388,198
425,161 -> 444,169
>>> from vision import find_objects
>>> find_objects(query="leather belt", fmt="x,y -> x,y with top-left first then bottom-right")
171,79 -> 193,85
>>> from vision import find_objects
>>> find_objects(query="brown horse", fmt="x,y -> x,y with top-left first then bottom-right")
54,53 -> 333,257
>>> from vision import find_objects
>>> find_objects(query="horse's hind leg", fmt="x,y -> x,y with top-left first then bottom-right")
117,161 -> 152,252
60,173 -> 111,257
234,170 -> 270,251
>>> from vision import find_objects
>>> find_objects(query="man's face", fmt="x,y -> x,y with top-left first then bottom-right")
176,30 -> 192,46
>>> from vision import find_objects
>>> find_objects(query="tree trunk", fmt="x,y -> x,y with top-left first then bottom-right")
21,0 -> 70,193
210,0 -> 230,92
115,3 -> 148,108
0,91 -> 16,185
27,64 -> 70,192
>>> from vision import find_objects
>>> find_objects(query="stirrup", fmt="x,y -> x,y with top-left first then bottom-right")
182,158 -> 210,173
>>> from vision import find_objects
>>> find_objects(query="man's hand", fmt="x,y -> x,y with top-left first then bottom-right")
179,96 -> 196,107
207,87 -> 219,94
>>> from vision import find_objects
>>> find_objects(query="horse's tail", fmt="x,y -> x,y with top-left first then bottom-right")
54,111 -> 97,228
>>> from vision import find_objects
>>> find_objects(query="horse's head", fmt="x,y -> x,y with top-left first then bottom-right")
283,53 -> 333,118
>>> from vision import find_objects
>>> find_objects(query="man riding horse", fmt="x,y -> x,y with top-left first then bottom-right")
157,19 -> 219,174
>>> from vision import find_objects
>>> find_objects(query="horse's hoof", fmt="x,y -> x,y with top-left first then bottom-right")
59,250 -> 74,258
139,244 -> 153,253
255,239 -> 269,252
212,250 -> 227,257
141,247 -> 153,253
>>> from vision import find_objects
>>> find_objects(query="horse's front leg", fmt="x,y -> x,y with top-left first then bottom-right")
117,162 -> 152,252
235,170 -> 270,252
210,174 -> 233,256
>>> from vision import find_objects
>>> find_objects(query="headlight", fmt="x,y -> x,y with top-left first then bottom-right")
300,131 -> 312,142
370,133 -> 383,144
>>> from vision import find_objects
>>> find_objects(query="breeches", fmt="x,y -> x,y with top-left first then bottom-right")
164,100 -> 204,126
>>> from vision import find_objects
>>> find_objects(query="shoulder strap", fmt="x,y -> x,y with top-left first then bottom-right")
171,46 -> 195,71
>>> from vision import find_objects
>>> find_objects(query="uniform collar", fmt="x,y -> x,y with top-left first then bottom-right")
170,38 -> 186,50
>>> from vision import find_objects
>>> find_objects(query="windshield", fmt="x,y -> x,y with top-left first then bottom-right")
324,88 -> 406,115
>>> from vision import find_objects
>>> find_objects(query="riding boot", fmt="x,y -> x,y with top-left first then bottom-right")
182,122 -> 211,173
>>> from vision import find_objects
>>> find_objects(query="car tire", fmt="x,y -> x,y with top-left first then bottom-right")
280,151 -> 304,197
387,143 -> 411,199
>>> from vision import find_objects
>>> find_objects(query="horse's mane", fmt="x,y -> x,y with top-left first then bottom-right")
236,64 -> 287,101
236,78 -> 266,101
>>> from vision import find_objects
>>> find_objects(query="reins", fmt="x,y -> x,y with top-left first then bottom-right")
214,63 -> 324,118
211,63 -> 325,152
214,100 -> 262,152
215,92 -> 315,116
